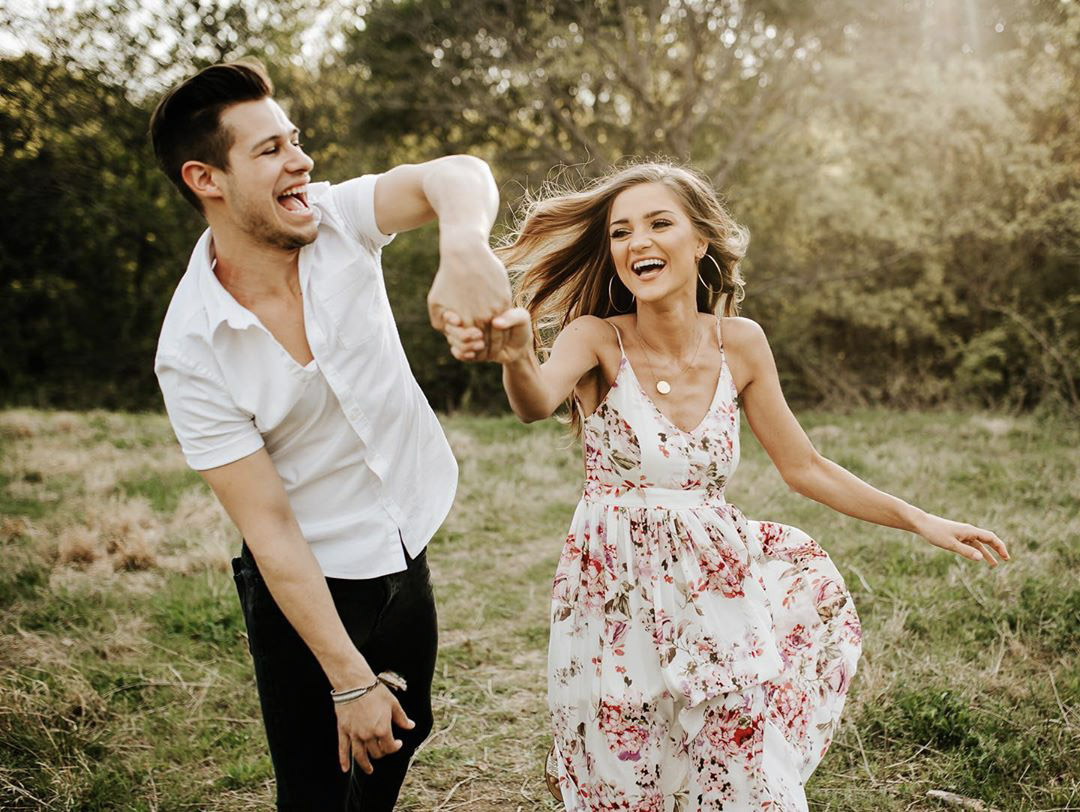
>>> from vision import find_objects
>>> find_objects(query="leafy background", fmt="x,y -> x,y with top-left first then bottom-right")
1,0 -> 1077,415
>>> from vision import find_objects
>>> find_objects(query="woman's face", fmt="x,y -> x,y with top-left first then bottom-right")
607,181 -> 707,307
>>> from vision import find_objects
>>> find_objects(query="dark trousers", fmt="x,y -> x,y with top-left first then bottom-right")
232,543 -> 438,811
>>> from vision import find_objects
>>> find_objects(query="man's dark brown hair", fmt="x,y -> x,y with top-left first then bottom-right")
149,60 -> 273,212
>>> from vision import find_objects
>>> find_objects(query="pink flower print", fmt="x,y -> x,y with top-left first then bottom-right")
597,698 -> 650,763
813,576 -> 851,623
604,619 -> 629,655
652,609 -> 675,648
821,661 -> 851,696
701,704 -> 764,761
580,553 -> 608,615
732,722 -> 755,747
757,522 -> 786,557
768,681 -> 812,741
784,624 -> 811,653
694,534 -> 749,598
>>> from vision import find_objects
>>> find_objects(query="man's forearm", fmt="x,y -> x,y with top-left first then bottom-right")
421,155 -> 499,235
249,525 -> 375,690
415,154 -> 510,333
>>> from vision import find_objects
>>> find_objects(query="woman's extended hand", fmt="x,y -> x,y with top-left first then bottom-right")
488,308 -> 534,364
915,513 -> 1010,567
444,308 -> 533,364
443,310 -> 487,360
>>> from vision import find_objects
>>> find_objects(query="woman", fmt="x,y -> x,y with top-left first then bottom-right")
447,162 -> 1008,811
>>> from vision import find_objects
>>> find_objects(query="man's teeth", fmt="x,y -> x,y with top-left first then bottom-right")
278,185 -> 309,213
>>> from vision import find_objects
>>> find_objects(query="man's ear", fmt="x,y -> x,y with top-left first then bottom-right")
181,160 -> 225,203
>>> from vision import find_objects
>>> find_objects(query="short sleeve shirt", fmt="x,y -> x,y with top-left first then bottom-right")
154,175 -> 457,577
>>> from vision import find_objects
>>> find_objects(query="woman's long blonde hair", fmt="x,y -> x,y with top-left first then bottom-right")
497,161 -> 749,431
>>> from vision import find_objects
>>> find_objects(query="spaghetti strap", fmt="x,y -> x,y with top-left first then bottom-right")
716,315 -> 726,360
609,320 -> 626,356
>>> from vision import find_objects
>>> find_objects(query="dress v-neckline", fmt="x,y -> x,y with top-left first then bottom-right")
621,354 -> 726,435
620,317 -> 728,435
579,317 -> 731,433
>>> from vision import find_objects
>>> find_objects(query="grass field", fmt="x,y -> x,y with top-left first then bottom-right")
0,408 -> 1077,811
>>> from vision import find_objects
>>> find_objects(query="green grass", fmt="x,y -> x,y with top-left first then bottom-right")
0,408 -> 1077,810
118,468 -> 207,514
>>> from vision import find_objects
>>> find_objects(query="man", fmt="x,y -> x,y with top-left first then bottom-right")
149,61 -> 509,809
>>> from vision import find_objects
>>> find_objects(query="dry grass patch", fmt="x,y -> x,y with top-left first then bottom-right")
0,408 -> 1076,810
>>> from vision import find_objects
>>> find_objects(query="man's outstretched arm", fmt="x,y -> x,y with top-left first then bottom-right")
372,155 -> 510,337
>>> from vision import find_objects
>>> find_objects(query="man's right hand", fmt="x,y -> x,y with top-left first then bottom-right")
335,684 -> 415,774
426,228 -> 511,340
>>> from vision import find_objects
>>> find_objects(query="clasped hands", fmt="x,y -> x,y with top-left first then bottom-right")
426,232 -> 526,363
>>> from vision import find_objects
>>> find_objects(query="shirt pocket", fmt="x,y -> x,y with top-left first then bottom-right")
314,258 -> 386,348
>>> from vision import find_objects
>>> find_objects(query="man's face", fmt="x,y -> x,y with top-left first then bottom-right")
215,98 -> 317,250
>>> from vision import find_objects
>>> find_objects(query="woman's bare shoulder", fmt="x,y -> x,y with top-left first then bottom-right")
720,315 -> 769,352
558,314 -> 621,346
720,317 -> 773,392
566,313 -> 615,333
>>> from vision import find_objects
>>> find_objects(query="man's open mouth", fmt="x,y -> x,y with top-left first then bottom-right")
277,183 -> 310,213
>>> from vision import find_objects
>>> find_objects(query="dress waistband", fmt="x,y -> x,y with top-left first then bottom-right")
584,486 -> 727,510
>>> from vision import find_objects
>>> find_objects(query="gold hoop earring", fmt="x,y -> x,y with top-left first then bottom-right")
698,253 -> 723,295
608,275 -> 633,313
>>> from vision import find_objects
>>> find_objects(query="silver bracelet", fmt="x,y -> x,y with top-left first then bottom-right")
330,671 -> 408,705
330,678 -> 380,705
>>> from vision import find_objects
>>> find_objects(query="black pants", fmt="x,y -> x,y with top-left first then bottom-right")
232,544 -> 438,811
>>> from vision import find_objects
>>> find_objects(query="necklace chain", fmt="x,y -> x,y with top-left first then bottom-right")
635,319 -> 703,396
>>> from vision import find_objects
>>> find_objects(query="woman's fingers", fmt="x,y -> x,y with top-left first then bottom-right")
961,525 -> 1009,566
969,538 -> 997,567
444,308 -> 487,360
451,345 -> 477,361
390,697 -> 415,731
491,307 -> 531,329
372,733 -> 403,758
979,528 -> 1010,560
928,518 -> 1009,567
957,541 -> 983,562
445,323 -> 485,344
446,325 -> 485,360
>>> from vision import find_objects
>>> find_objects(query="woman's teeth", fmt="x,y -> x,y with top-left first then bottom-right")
632,259 -> 666,277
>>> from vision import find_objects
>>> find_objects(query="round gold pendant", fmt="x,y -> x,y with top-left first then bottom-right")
656,380 -> 672,395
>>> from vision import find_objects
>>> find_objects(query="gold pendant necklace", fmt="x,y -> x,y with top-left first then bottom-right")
636,320 -> 703,396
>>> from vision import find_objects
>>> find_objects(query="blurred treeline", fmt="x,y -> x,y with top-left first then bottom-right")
1,0 -> 1077,413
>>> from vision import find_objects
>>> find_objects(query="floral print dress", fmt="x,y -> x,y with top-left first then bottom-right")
549,321 -> 862,811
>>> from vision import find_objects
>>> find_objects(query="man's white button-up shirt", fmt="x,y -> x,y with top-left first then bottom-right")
155,175 -> 457,578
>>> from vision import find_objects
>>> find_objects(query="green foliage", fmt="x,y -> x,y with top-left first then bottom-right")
0,52 -> 203,408
0,0 -> 1077,413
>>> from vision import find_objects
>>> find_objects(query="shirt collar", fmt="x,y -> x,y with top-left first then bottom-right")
191,229 -> 260,331
191,184 -> 329,331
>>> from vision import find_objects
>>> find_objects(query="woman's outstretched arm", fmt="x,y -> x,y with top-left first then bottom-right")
447,309 -> 606,422
727,317 -> 1009,566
